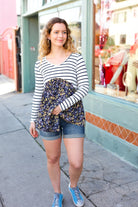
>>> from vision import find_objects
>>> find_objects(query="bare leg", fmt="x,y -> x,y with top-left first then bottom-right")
64,138 -> 84,188
43,138 -> 62,193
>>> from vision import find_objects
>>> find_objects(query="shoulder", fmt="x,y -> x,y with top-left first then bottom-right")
35,59 -> 41,68
71,53 -> 84,60
71,53 -> 86,65
35,57 -> 46,69
71,52 -> 81,58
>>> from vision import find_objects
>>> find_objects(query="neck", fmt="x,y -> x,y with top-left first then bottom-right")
50,46 -> 66,57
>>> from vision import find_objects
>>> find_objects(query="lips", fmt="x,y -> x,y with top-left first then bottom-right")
57,39 -> 64,42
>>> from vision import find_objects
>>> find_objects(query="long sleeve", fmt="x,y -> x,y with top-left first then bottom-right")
30,61 -> 44,122
59,54 -> 89,111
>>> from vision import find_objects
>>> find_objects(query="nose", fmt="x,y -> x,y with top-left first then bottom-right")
59,32 -> 64,37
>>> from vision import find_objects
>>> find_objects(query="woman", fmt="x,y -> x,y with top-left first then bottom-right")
30,17 -> 89,207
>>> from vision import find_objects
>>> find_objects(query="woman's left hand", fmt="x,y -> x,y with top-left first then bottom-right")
52,105 -> 62,115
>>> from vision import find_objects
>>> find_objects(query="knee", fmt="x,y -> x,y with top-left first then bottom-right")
70,160 -> 83,170
47,155 -> 60,165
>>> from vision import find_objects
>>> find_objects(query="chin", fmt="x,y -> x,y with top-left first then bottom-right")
56,43 -> 65,47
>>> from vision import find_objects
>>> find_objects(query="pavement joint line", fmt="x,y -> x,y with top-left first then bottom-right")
2,103 -> 28,131
0,128 -> 25,136
0,193 -> 6,207
79,189 -> 98,207
34,139 -> 46,152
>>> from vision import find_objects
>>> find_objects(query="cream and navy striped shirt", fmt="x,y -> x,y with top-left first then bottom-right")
31,53 -> 89,122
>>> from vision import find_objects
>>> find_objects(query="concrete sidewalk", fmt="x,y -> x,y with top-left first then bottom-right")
0,92 -> 138,207
0,75 -> 15,96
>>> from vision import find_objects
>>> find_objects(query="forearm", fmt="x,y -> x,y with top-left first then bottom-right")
60,84 -> 89,111
30,61 -> 44,122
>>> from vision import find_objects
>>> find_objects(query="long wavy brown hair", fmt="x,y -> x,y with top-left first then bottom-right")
38,17 -> 77,60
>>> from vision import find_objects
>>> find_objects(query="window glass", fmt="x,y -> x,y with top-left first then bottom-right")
94,0 -> 138,104
59,7 -> 82,52
39,12 -> 59,35
43,0 -> 47,4
27,0 -> 43,12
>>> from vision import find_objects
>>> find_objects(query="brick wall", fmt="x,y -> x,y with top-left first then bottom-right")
86,112 -> 138,146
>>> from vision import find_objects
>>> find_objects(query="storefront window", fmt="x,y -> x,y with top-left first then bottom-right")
94,0 -> 138,104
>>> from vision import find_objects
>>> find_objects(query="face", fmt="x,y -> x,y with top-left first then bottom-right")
48,23 -> 67,48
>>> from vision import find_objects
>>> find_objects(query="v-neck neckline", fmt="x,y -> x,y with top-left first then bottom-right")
45,53 -> 72,67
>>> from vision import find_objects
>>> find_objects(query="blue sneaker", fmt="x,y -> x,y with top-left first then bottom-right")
52,193 -> 63,207
69,183 -> 84,207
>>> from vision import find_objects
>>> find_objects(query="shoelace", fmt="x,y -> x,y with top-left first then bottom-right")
54,194 -> 59,207
73,187 -> 82,203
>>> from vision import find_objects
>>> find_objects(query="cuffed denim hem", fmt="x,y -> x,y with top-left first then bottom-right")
39,130 -> 61,140
63,134 -> 85,138
41,135 -> 61,140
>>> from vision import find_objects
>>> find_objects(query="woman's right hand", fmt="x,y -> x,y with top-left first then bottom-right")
29,122 -> 38,138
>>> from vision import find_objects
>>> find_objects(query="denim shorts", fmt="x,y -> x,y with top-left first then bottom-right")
38,118 -> 85,140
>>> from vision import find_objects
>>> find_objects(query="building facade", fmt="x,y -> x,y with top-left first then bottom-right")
0,0 -> 17,34
0,0 -> 22,90
21,0 -> 138,167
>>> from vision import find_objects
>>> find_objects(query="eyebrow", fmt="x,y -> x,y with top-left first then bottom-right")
52,29 -> 67,32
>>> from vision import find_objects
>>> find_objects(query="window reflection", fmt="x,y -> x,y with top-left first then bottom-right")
94,0 -> 138,103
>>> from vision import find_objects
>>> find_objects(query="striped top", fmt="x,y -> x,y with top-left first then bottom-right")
31,53 -> 89,122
